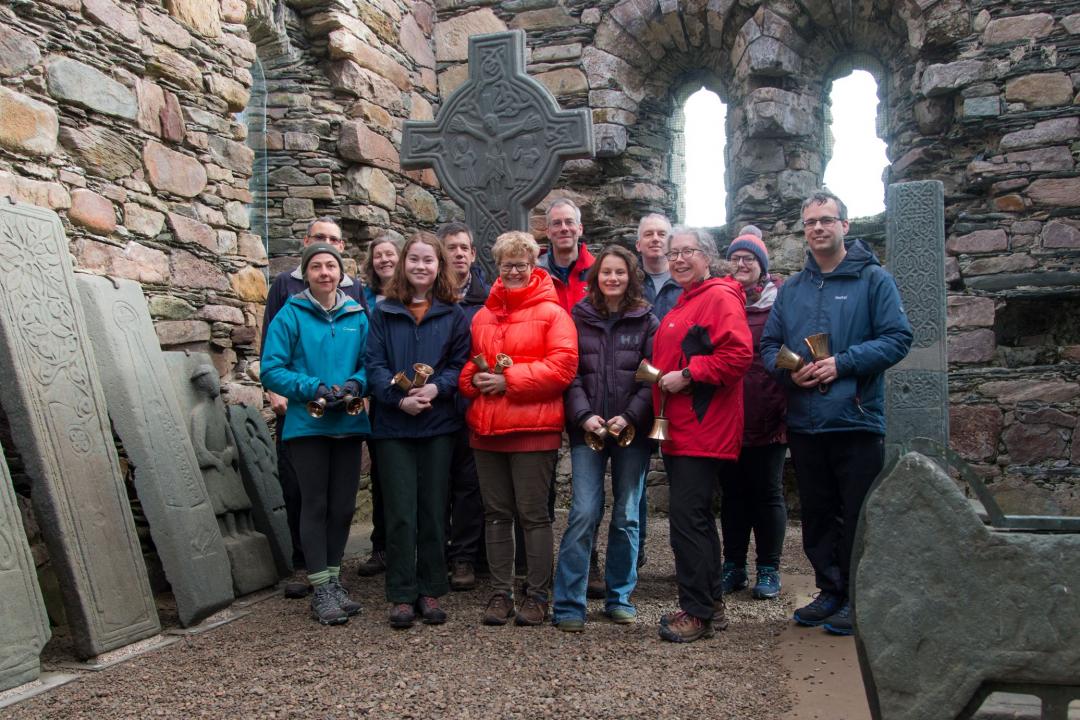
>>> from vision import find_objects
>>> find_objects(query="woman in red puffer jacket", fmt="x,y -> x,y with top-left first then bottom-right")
459,230 -> 578,628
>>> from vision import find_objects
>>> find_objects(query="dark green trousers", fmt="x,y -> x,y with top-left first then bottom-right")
376,434 -> 453,603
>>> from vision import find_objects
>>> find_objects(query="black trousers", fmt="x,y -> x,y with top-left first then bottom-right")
287,436 -> 363,575
275,415 -> 304,568
787,431 -> 884,597
719,443 -> 788,569
664,454 -> 728,620
446,427 -> 485,564
367,439 -> 385,553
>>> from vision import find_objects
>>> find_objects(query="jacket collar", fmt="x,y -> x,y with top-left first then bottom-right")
378,296 -> 456,320
804,239 -> 879,280
573,297 -> 651,325
485,266 -> 561,316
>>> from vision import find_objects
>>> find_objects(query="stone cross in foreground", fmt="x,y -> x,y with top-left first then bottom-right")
402,29 -> 594,280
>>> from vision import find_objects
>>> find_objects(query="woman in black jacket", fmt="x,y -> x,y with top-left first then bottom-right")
365,232 -> 470,628
552,245 -> 658,632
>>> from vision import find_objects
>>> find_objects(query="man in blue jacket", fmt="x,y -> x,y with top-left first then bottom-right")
437,222 -> 489,591
761,189 -> 912,636
636,213 -> 681,321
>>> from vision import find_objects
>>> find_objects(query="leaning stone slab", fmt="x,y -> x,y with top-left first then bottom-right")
853,452 -> 1080,720
0,446 -> 50,692
226,403 -> 292,577
76,274 -> 234,626
0,198 -> 159,658
163,352 -> 279,595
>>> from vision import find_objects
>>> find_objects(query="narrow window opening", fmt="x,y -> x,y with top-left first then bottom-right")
679,88 -> 727,227
823,70 -> 888,218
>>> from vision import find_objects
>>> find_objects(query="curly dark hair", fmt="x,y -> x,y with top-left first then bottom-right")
585,244 -> 648,317
383,232 -> 458,305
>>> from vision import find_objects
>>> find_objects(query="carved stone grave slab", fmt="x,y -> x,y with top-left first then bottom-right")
226,403 -> 292,577
76,275 -> 234,626
0,446 -> 50,692
0,198 -> 159,659
163,352 -> 278,595
884,180 -> 948,465
852,452 -> 1080,720
401,29 -> 594,279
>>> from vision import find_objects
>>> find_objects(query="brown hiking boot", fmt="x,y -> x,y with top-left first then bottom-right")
449,559 -> 476,591
586,561 -> 605,599
712,597 -> 729,631
658,610 -> 714,643
515,595 -> 548,626
356,550 -> 386,577
389,602 -> 415,629
416,596 -> 447,625
482,592 -> 515,626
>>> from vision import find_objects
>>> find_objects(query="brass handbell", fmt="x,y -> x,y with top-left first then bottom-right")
634,359 -> 663,385
648,392 -> 670,441
584,425 -> 608,452
610,421 -> 636,447
472,353 -> 490,372
306,397 -> 327,418
774,345 -> 806,372
494,353 -> 513,374
412,363 -> 434,388
343,394 -> 364,416
804,333 -> 832,394
391,371 -> 412,392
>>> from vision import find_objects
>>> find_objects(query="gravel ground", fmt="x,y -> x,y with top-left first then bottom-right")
10,516 -> 812,720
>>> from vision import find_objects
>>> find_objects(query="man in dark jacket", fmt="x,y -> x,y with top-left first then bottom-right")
261,217 -> 368,598
636,213 -> 681,320
436,222 -> 489,590
761,189 -> 912,636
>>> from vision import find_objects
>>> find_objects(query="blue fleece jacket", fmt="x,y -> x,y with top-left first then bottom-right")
261,292 -> 370,441
760,239 -> 912,435
365,298 -> 470,440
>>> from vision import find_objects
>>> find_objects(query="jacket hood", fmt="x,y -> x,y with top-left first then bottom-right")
289,289 -> 360,318
485,266 -> 561,317
805,239 -> 880,278
572,297 -> 652,325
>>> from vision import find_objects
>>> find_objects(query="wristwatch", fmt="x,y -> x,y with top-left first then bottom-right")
681,367 -> 692,380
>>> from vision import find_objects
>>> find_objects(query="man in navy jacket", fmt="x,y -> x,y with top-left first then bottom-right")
437,222 -> 489,591
636,213 -> 681,321
261,217 -> 367,597
761,189 -> 912,636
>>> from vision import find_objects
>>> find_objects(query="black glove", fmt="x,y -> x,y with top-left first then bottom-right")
321,384 -> 345,411
315,384 -> 333,402
341,379 -> 362,399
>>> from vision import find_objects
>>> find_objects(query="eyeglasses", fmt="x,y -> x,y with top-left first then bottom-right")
499,262 -> 532,274
665,248 -> 703,261
309,233 -> 343,244
729,255 -> 758,267
802,217 -> 841,229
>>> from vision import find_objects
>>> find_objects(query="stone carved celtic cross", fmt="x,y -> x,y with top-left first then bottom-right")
402,30 -> 594,280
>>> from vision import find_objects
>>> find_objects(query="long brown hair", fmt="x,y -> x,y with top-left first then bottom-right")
586,245 -> 648,317
384,232 -> 458,305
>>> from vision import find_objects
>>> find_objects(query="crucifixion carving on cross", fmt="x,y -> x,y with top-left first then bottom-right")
401,30 -> 594,280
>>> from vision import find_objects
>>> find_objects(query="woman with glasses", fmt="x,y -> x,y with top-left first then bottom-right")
719,229 -> 788,601
366,232 -> 470,629
652,226 -> 753,643
552,245 -> 658,632
459,231 -> 578,627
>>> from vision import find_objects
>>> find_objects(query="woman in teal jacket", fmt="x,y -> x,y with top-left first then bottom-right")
262,242 -> 370,626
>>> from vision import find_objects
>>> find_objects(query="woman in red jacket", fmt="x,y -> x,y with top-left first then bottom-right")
652,226 -> 753,643
459,230 -> 578,627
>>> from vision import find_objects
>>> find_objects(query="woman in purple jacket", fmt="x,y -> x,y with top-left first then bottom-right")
720,230 -> 788,599
552,245 -> 658,631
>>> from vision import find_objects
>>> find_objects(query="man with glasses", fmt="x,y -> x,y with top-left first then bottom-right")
761,189 -> 912,636
536,198 -> 595,313
261,217 -> 369,599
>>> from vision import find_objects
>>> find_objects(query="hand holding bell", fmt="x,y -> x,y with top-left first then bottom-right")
804,333 -> 832,394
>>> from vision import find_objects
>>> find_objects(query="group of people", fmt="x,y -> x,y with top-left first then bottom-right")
259,188 -> 912,642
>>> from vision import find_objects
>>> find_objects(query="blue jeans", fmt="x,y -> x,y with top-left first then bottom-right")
553,443 -> 650,623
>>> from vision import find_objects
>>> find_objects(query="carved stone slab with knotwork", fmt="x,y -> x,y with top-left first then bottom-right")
401,29 -> 594,280
76,274 -> 234,627
226,403 -> 292,578
0,444 -> 50,692
884,180 -> 948,464
164,351 -> 279,596
0,198 -> 159,659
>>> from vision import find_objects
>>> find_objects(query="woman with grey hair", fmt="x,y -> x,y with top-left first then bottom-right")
651,226 -> 753,642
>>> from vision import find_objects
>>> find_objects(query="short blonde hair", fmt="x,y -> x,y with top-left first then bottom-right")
492,231 -> 540,265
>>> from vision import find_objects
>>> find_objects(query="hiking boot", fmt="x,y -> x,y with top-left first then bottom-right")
416,596 -> 447,625
556,618 -> 585,633
793,592 -> 844,627
752,565 -> 782,600
482,592 -> 515,626
283,572 -> 311,599
356,550 -> 386,577
515,595 -> 548,626
449,559 -> 476,591
586,559 -> 605,599
823,601 -> 854,636
310,585 -> 348,626
658,610 -> 714,643
721,561 -> 748,594
712,597 -> 729,631
389,602 -> 416,629
605,607 -> 636,624
327,580 -> 362,616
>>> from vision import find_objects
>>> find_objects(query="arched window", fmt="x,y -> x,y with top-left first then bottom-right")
673,86 -> 727,227
823,69 -> 888,218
